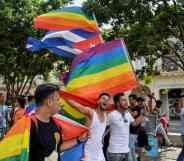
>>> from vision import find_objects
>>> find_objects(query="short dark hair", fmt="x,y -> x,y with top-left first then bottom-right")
129,94 -> 137,100
98,92 -> 110,99
16,96 -> 26,109
113,93 -> 125,109
137,97 -> 144,102
34,83 -> 60,106
28,95 -> 34,102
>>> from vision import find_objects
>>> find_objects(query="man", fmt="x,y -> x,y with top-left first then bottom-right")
177,94 -> 184,161
128,94 -> 138,161
136,97 -> 150,161
107,93 -> 143,161
129,94 -> 137,108
0,92 -> 10,139
13,96 -> 26,124
29,84 -> 87,161
128,94 -> 144,161
68,93 -> 111,161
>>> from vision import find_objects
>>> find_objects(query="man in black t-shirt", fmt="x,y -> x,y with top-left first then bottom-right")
130,106 -> 142,134
29,84 -> 87,161
128,94 -> 144,161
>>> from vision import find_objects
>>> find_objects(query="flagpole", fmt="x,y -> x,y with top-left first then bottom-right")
92,13 -> 104,43
121,39 -> 139,87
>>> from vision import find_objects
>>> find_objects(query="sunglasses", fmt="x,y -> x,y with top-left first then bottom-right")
121,112 -> 128,123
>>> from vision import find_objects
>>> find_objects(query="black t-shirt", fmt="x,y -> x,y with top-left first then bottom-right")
130,106 -> 141,134
29,118 -> 62,161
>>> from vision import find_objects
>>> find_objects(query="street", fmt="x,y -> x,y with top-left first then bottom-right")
143,147 -> 181,161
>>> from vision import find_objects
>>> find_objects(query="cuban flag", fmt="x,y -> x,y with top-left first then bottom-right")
26,29 -> 102,59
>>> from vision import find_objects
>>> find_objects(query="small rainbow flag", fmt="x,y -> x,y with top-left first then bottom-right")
34,6 -> 99,33
65,40 -> 137,103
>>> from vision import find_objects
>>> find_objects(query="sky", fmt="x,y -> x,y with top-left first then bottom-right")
72,0 -> 84,6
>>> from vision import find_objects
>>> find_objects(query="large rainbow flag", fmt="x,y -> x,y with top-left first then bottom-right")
34,6 -> 99,33
0,115 -> 88,161
65,40 -> 137,103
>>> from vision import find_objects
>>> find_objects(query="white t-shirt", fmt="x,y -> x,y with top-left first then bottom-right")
107,110 -> 134,153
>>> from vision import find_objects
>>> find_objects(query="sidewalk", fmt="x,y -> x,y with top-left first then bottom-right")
144,147 -> 181,161
160,147 -> 180,161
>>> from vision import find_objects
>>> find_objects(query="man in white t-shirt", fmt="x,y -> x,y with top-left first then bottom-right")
107,93 -> 144,161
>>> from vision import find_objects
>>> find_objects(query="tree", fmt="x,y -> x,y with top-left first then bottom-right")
83,0 -> 184,74
0,0 -> 73,101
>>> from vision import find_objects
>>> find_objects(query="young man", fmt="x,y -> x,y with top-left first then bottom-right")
29,84 -> 87,161
128,94 -> 144,161
107,93 -> 143,161
129,94 -> 137,108
68,93 -> 111,161
13,96 -> 26,124
136,97 -> 150,161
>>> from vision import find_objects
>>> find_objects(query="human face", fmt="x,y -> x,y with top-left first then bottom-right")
47,91 -> 60,115
119,96 -> 128,110
97,95 -> 111,111
129,97 -> 136,107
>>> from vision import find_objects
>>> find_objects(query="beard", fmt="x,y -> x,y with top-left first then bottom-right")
100,106 -> 106,111
99,103 -> 108,111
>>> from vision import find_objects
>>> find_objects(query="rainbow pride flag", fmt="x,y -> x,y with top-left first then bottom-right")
0,117 -> 30,161
0,115 -> 88,161
34,6 -> 99,33
65,40 -> 137,103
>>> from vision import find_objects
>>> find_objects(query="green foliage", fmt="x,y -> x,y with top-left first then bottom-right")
0,0 -> 73,98
84,0 -> 184,72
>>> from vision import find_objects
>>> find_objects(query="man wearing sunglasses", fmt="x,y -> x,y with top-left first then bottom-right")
106,93 -> 143,161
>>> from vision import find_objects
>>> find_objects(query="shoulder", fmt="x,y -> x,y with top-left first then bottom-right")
126,111 -> 132,117
126,112 -> 134,120
51,118 -> 61,130
108,111 -> 117,118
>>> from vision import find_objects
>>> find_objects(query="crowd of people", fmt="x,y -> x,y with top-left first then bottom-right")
0,83 -> 173,161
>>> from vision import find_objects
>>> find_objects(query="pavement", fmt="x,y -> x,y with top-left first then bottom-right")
159,147 -> 180,161
143,147 -> 181,161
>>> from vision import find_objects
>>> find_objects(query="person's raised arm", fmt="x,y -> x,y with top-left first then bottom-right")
67,100 -> 93,118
